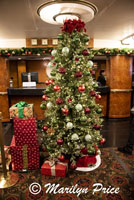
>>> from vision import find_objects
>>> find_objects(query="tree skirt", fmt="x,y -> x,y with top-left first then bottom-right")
76,154 -> 101,172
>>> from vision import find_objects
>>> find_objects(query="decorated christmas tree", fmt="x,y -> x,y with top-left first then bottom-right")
40,19 -> 104,169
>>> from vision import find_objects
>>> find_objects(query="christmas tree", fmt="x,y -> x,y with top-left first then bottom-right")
40,19 -> 104,169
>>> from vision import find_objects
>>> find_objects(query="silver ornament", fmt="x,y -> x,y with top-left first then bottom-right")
75,104 -> 83,111
62,47 -> 69,56
85,134 -> 92,142
47,102 -> 53,109
48,62 -> 52,68
71,133 -> 79,141
67,122 -> 73,129
87,60 -> 93,67
51,49 -> 57,57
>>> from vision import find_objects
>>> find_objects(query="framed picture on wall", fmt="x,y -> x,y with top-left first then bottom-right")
52,39 -> 58,45
42,39 -> 48,45
31,39 -> 37,46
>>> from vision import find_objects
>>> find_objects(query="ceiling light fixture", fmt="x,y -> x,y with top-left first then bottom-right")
37,0 -> 98,24
121,33 -> 134,45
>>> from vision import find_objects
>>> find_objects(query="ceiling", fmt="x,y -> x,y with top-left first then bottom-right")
0,0 -> 134,41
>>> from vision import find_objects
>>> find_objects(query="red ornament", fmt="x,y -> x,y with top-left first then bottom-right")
43,125 -> 48,132
68,98 -> 72,103
96,94 -> 101,100
59,67 -> 66,74
28,51 -> 31,55
25,51 -> 27,55
62,108 -> 69,115
75,57 -> 79,62
43,50 -> 46,54
53,62 -> 57,66
54,85 -> 60,92
100,138 -> 106,145
58,155 -> 65,162
82,49 -> 89,56
84,107 -> 90,114
78,85 -> 85,92
7,53 -> 10,56
93,124 -> 101,130
49,79 -> 54,84
70,163 -> 77,170
75,72 -> 82,78
81,148 -> 88,155
94,145 -> 99,150
42,95 -> 48,101
57,139 -> 63,145
56,98 -> 63,105
49,49 -> 52,53
90,90 -> 96,96
90,70 -> 95,75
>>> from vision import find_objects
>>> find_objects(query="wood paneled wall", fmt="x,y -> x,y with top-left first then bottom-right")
107,56 -> 133,118
0,58 -> 10,122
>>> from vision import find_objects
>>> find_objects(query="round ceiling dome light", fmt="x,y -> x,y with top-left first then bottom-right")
37,0 -> 98,24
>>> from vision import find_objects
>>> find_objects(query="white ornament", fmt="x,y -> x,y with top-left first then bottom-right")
87,60 -> 93,67
48,62 -> 52,68
71,133 -> 79,141
67,122 -> 73,129
47,102 -> 53,109
85,134 -> 92,142
75,104 -> 83,111
62,47 -> 69,56
51,49 -> 57,57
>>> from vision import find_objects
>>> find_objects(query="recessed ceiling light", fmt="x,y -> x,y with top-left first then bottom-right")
37,0 -> 98,24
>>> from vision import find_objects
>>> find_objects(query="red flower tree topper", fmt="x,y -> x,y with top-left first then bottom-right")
61,19 -> 86,34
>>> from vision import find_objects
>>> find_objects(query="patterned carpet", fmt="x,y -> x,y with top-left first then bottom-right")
0,148 -> 134,200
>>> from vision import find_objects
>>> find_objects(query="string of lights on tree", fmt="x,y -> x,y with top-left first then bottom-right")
0,47 -> 134,57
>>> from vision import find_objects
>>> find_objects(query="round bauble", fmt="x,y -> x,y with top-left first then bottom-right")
81,148 -> 88,155
51,49 -> 57,57
71,133 -> 79,141
78,85 -> 85,92
80,116 -> 87,122
75,104 -> 82,111
75,72 -> 82,78
62,108 -> 69,115
42,95 -> 48,101
82,49 -> 89,56
43,125 -> 48,132
68,98 -> 72,103
50,71 -> 56,76
40,103 -> 46,110
75,57 -> 79,62
87,60 -> 93,67
100,138 -> 106,145
48,62 -> 53,68
84,107 -> 90,114
93,124 -> 101,130
90,70 -> 95,76
67,122 -> 73,129
54,85 -> 60,92
56,98 -> 63,105
59,67 -> 66,74
58,155 -> 65,162
96,94 -> 102,100
96,108 -> 102,114
57,138 -> 63,145
70,163 -> 77,170
62,47 -> 69,56
90,90 -> 96,96
85,134 -> 92,142
47,102 -> 53,109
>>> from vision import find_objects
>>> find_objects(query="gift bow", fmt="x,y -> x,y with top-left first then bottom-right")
45,159 -> 68,176
13,101 -> 30,118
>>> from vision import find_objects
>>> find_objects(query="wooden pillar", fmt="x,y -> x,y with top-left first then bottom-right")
107,55 -> 133,118
0,57 -> 10,122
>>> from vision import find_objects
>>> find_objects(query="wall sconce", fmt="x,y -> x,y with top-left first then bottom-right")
121,33 -> 134,45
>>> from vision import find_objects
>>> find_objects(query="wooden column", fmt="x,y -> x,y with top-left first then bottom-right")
107,55 -> 133,118
0,58 -> 10,122
17,61 -> 26,87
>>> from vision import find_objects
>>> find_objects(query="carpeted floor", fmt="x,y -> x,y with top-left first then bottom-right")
0,148 -> 134,200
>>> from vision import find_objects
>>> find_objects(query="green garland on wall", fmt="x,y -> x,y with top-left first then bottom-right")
0,47 -> 134,57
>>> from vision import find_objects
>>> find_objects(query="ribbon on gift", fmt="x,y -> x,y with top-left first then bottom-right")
12,101 -> 30,118
45,159 -> 68,176
22,145 -> 28,169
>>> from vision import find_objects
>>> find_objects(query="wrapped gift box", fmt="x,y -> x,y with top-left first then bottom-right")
9,101 -> 33,119
41,160 -> 68,177
10,136 -> 40,171
13,117 -> 37,146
